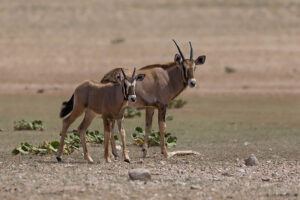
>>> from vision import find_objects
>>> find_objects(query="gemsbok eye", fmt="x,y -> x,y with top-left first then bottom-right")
115,73 -> 121,80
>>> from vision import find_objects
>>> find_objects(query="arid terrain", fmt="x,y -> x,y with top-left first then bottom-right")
0,0 -> 300,199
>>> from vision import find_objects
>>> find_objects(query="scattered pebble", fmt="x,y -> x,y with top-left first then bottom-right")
222,172 -> 233,177
190,185 -> 201,190
245,154 -> 259,166
128,168 -> 151,181
261,177 -> 270,182
116,145 -> 121,150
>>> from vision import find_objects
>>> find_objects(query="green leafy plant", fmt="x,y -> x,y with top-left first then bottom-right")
12,141 -> 62,155
225,66 -> 236,73
168,99 -> 187,109
166,115 -> 174,121
13,120 -> 44,131
124,107 -> 141,118
131,127 -> 177,147
12,130 -> 105,155
111,37 -> 125,44
85,130 -> 104,144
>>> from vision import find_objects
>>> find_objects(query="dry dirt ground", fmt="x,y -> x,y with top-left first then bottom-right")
0,0 -> 300,199
0,94 -> 299,200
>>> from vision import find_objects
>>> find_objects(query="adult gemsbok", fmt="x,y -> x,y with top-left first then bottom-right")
101,40 -> 206,158
56,68 -> 146,163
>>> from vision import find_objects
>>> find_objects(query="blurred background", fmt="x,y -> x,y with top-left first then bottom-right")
1,0 -> 299,95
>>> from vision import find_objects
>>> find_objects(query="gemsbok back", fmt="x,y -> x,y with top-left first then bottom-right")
56,68 -> 146,163
101,40 -> 206,158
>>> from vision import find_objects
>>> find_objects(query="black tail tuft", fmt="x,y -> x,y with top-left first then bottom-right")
59,94 -> 74,118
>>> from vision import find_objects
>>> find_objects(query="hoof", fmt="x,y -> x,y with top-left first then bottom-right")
143,152 -> 149,158
124,159 -> 130,163
56,157 -> 62,162
143,154 -> 150,158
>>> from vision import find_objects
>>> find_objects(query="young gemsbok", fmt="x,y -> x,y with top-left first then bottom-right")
101,40 -> 206,158
56,68 -> 146,163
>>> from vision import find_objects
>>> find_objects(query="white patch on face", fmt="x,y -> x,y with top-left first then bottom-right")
125,79 -> 137,102
125,80 -> 136,87
125,79 -> 130,86
188,78 -> 196,88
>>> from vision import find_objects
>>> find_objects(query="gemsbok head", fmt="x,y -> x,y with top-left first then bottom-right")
173,40 -> 206,88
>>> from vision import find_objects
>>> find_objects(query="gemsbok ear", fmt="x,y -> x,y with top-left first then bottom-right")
101,74 -> 115,83
174,54 -> 181,65
136,74 -> 146,81
101,68 -> 123,84
195,55 -> 206,65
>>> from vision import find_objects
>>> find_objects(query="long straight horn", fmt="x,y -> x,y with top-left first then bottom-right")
132,67 -> 136,79
189,41 -> 193,60
172,39 -> 185,60
121,68 -> 127,79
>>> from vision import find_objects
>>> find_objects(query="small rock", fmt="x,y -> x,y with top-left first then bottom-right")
190,185 -> 201,190
135,159 -> 144,164
262,177 -> 270,182
245,154 -> 259,166
0,128 -> 2,132
212,176 -> 220,181
222,172 -> 233,177
129,168 -> 151,181
116,145 -> 121,150
160,161 -> 166,165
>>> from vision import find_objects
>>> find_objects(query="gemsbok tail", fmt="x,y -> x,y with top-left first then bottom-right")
59,94 -> 74,118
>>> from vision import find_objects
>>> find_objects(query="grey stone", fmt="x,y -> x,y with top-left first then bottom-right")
244,154 -> 259,166
129,168 -> 151,181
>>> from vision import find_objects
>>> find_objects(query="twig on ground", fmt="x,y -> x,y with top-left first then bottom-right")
167,150 -> 200,158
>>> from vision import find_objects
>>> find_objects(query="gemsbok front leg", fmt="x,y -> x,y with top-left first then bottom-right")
103,117 -> 113,163
158,104 -> 168,157
77,110 -> 96,163
142,107 -> 155,158
117,118 -> 130,163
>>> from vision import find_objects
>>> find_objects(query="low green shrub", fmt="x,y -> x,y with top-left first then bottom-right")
168,99 -> 187,109
13,120 -> 44,131
131,127 -> 177,147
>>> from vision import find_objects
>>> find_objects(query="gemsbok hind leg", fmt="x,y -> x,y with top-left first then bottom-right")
142,107 -> 155,158
78,110 -> 96,163
158,104 -> 168,158
103,117 -> 113,163
56,105 -> 85,162
110,120 -> 119,159
117,118 -> 130,163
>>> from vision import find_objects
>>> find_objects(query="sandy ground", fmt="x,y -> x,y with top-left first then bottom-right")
0,0 -> 300,95
0,150 -> 299,200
